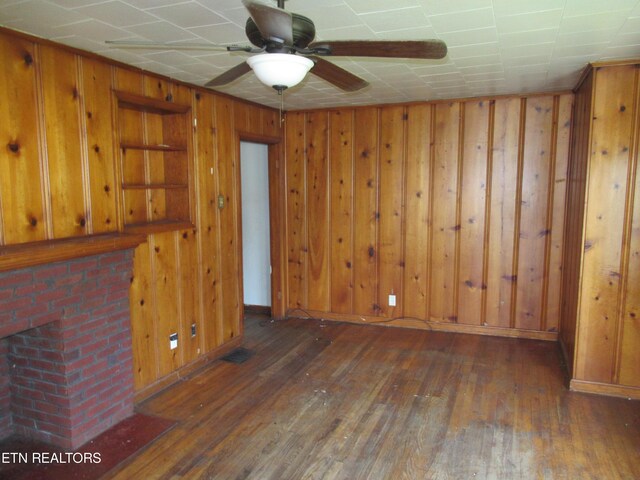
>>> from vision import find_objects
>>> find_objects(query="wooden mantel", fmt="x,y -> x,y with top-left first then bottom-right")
0,233 -> 147,272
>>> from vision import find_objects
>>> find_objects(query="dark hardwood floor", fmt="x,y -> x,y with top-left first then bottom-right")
107,315 -> 640,479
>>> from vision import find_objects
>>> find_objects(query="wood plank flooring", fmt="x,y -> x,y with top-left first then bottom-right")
107,315 -> 640,479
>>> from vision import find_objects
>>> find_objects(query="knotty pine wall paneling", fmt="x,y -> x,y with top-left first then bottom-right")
403,104 -> 431,321
0,33 -> 46,244
284,93 -> 573,339
352,108 -> 379,316
0,28 -> 283,395
562,62 -> 640,397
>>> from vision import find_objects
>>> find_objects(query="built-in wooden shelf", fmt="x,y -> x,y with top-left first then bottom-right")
123,221 -> 194,235
120,143 -> 187,152
115,89 -> 193,235
0,233 -> 147,272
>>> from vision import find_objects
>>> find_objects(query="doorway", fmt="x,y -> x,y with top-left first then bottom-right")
240,141 -> 271,315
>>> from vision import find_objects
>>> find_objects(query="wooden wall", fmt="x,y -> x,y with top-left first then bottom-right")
0,29 -> 282,394
283,94 -> 573,339
562,63 -> 640,397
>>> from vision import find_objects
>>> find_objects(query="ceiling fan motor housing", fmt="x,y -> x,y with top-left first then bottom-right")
245,13 -> 316,51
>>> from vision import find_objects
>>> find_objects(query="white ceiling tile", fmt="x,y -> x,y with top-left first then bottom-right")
123,0 -> 188,8
359,7 -> 428,33
448,42 -> 499,58
612,31 -> 640,47
419,0 -> 492,15
496,9 -> 563,34
142,50 -> 201,66
53,19 -> 131,41
296,5 -> 363,30
374,26 -> 438,41
53,34 -> 109,52
563,0 -> 638,16
501,43 -> 555,58
147,1 -> 227,28
556,29 -> 619,47
125,21 -> 198,42
600,44 -> 640,58
457,63 -> 504,74
553,43 -> 609,58
73,1 -> 157,27
618,15 -> 640,34
315,24 -> 375,41
558,12 -> 630,34
346,0 -> 420,15
2,0 -> 85,29
497,28 -> 558,47
454,53 -> 501,67
427,7 -> 495,33
492,0 -> 566,17
188,23 -> 246,44
503,54 -> 552,67
438,27 -> 498,46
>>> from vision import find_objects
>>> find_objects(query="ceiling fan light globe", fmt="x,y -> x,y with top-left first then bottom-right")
246,53 -> 313,89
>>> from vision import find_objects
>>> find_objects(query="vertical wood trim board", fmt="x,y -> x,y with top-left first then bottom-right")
284,94 -> 573,336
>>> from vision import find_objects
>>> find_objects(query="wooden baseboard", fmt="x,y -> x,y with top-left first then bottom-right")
134,336 -> 243,403
570,379 -> 640,400
244,304 -> 272,316
288,309 -> 558,342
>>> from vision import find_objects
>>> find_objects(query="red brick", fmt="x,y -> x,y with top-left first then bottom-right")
69,258 -> 98,273
0,272 -> 33,288
14,282 -> 49,296
54,273 -> 84,287
35,289 -> 67,303
98,252 -> 126,266
1,296 -> 33,311
33,264 -> 68,281
81,359 -> 108,378
0,288 -> 15,301
15,303 -> 49,319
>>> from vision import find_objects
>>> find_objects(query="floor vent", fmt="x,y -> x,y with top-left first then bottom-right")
221,347 -> 254,364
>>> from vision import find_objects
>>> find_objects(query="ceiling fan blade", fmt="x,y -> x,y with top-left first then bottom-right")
105,40 -> 236,51
242,0 -> 293,46
310,57 -> 369,92
309,40 -> 447,59
205,62 -> 252,87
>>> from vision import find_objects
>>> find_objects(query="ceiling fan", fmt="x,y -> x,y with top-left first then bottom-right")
107,0 -> 447,93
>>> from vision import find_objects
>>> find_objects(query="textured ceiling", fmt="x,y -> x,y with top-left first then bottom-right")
1,0 -> 640,110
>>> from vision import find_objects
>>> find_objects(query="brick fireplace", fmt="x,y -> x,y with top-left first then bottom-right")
0,248 -> 136,450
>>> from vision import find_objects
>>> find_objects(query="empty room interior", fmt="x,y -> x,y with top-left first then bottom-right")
0,0 -> 639,478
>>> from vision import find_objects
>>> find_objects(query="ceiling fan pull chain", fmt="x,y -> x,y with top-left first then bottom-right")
279,88 -> 285,126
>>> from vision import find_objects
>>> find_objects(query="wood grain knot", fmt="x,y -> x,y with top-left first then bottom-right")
29,217 -> 37,227
23,53 -> 33,65
165,93 -> 173,102
8,142 -> 19,153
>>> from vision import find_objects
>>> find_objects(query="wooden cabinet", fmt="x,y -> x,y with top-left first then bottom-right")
115,90 -> 193,234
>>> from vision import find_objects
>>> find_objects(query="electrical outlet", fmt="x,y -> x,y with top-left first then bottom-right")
389,294 -> 396,307
191,323 -> 196,337
169,333 -> 178,350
